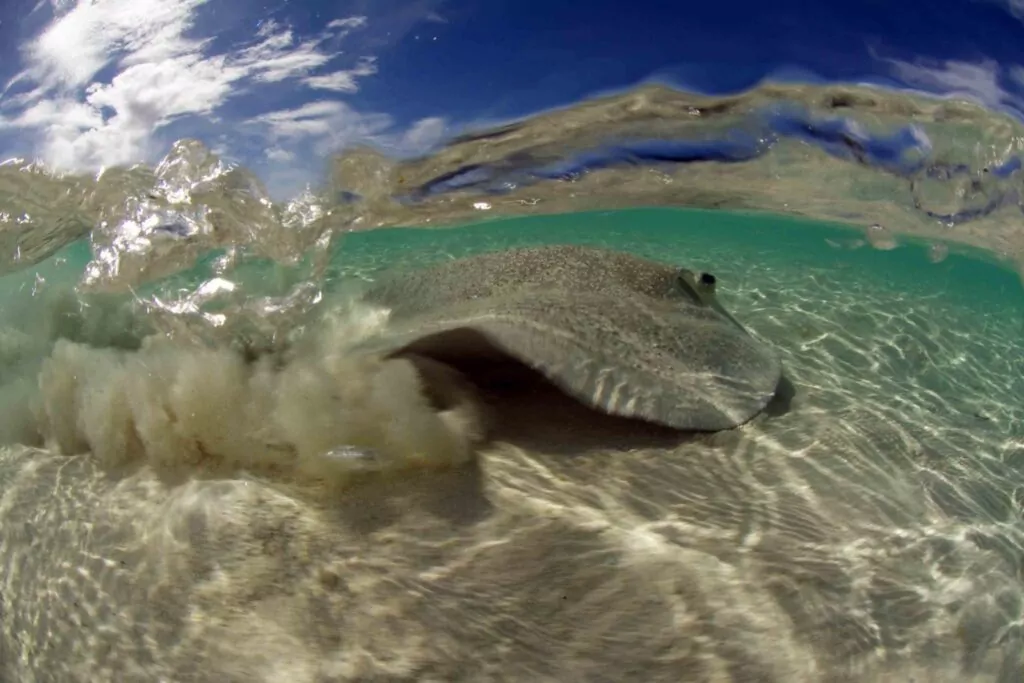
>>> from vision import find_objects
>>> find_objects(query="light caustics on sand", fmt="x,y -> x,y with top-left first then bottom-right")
0,82 -> 1022,682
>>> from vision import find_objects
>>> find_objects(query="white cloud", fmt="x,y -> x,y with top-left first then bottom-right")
251,100 -> 392,146
245,110 -> 448,199
248,102 -> 447,161
27,0 -> 208,90
327,16 -> 367,30
1,1 -> 379,172
398,116 -> 447,153
304,57 -> 378,93
885,58 -> 1012,110
878,56 -> 1024,120
303,71 -> 362,93
235,25 -> 332,83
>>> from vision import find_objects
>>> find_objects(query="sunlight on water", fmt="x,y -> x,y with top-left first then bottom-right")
1,83 -> 1023,682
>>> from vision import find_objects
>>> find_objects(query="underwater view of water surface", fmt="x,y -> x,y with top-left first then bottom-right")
3,1 -> 1024,682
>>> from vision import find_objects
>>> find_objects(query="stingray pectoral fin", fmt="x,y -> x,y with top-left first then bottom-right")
763,374 -> 797,417
458,320 -> 780,432
353,290 -> 782,432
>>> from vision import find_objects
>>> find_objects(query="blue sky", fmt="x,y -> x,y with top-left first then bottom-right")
2,0 -> 1024,198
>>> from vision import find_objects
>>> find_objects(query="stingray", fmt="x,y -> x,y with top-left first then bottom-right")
354,244 -> 792,436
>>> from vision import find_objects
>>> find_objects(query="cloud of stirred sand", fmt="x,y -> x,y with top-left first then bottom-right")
0,302 -> 488,483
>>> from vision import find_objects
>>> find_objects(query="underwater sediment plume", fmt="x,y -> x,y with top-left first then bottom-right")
0,81 -> 1023,682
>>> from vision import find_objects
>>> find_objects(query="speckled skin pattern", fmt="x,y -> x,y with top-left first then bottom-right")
361,244 -> 783,431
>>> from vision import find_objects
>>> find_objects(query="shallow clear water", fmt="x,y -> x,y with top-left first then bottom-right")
2,84 -> 1024,682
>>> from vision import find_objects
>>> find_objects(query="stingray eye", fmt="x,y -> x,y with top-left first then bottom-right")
698,273 -> 718,296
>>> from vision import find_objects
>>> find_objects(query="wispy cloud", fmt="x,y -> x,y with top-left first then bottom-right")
886,58 -> 1009,108
248,100 -> 446,157
251,100 -> 392,145
397,116 -> 447,153
877,54 -> 1024,119
236,98 -> 446,199
24,0 -> 209,91
327,16 -> 368,31
304,57 -> 379,93
0,1 -> 384,172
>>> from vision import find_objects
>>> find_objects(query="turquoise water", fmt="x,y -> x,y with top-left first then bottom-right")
8,206 -> 1019,324
1,207 -> 1023,681
336,208 -> 1024,310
